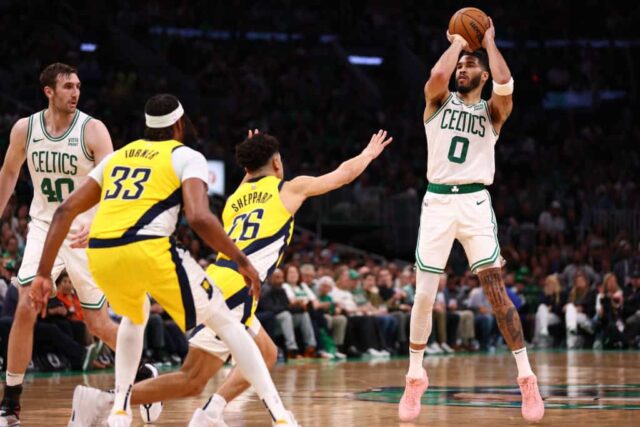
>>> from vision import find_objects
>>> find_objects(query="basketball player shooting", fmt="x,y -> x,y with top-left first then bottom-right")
398,16 -> 545,422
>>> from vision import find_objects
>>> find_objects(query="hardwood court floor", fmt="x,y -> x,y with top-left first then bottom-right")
16,350 -> 640,426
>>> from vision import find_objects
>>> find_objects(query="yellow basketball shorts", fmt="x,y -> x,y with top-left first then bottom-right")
188,263 -> 260,360
87,236 -> 220,331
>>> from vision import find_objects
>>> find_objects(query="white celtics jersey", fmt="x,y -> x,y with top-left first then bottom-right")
424,92 -> 498,185
25,109 -> 96,226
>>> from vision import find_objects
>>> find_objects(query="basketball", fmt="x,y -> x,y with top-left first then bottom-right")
448,7 -> 490,51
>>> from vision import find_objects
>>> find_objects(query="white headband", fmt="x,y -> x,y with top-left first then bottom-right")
145,102 -> 184,128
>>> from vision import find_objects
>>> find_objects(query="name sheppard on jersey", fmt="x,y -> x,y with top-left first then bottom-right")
440,109 -> 487,137
230,191 -> 274,212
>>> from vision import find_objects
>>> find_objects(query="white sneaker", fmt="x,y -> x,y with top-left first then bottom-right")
68,385 -> 112,426
272,410 -> 300,426
317,350 -> 333,359
567,330 -> 578,349
367,348 -> 383,357
440,343 -> 455,354
425,343 -> 442,355
189,408 -> 229,427
333,351 -> 347,359
108,410 -> 132,427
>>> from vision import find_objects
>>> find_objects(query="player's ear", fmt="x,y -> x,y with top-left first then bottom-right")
43,86 -> 54,99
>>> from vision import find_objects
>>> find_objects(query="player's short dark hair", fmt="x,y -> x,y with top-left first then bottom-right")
143,93 -> 195,142
235,133 -> 280,172
459,49 -> 489,71
39,63 -> 78,90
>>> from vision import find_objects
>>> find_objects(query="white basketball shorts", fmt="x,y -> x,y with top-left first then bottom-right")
17,219 -> 106,309
415,185 -> 502,274
189,316 -> 262,362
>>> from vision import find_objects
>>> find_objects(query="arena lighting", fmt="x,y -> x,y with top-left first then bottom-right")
80,43 -> 97,52
348,55 -> 383,66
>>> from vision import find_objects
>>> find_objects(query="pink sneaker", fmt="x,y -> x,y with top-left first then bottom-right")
398,369 -> 429,422
517,374 -> 544,422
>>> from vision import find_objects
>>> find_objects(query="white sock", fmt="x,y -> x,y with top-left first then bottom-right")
406,270 -> 439,378
6,372 -> 24,387
204,393 -> 227,415
112,314 -> 147,415
204,314 -> 288,422
407,348 -> 426,379
512,347 -> 534,378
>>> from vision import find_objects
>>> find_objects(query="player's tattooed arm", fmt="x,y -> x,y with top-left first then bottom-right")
478,267 -> 525,350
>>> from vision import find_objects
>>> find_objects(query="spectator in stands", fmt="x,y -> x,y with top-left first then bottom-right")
331,266 -> 387,356
300,263 -> 318,291
52,272 -> 90,346
593,273 -> 625,349
562,248 -> 599,289
260,268 -> 317,359
443,274 -> 476,351
377,268 -> 410,352
622,265 -> 640,348
361,272 -> 398,354
534,274 -> 566,348
613,240 -> 636,287
0,283 -> 99,371
564,270 -> 597,349
468,274 -> 496,351
538,200 -> 566,238
282,264 -> 333,359
314,276 -> 348,359
425,276 -> 457,354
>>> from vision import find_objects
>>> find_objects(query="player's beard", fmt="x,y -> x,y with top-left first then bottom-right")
456,74 -> 482,94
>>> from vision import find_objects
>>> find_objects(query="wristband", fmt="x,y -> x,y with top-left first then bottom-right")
492,77 -> 514,96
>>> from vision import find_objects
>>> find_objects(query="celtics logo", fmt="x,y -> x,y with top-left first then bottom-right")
353,384 -> 640,410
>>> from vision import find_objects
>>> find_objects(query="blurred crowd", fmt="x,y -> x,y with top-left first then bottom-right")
1,1 -> 639,369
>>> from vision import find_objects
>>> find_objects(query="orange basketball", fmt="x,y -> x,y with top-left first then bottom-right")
448,7 -> 490,51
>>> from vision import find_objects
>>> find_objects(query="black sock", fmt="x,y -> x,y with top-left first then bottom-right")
1,384 -> 22,412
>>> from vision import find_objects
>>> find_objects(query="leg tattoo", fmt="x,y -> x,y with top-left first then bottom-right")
478,268 -> 525,350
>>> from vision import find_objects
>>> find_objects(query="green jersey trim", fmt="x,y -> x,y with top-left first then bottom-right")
40,110 -> 80,142
80,116 -> 94,161
483,101 -> 499,137
24,114 -> 34,153
424,93 -> 453,125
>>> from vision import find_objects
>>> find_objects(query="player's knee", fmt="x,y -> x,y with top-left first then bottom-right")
14,300 -> 37,324
264,341 -> 278,369
179,365 -> 208,397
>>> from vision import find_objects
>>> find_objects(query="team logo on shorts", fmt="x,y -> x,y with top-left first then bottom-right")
352,384 -> 640,410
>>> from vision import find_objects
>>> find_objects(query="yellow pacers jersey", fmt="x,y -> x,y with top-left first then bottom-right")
89,139 -> 183,241
208,175 -> 294,327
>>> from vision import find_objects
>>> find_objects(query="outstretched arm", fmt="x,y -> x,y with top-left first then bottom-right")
423,32 -> 469,122
0,118 -> 28,216
483,17 -> 513,133
280,130 -> 392,214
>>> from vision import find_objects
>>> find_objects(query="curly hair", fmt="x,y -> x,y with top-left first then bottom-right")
235,133 -> 280,172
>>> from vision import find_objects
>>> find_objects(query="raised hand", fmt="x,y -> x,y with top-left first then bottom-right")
481,17 -> 495,49
446,30 -> 470,52
248,129 -> 260,138
362,130 -> 393,159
